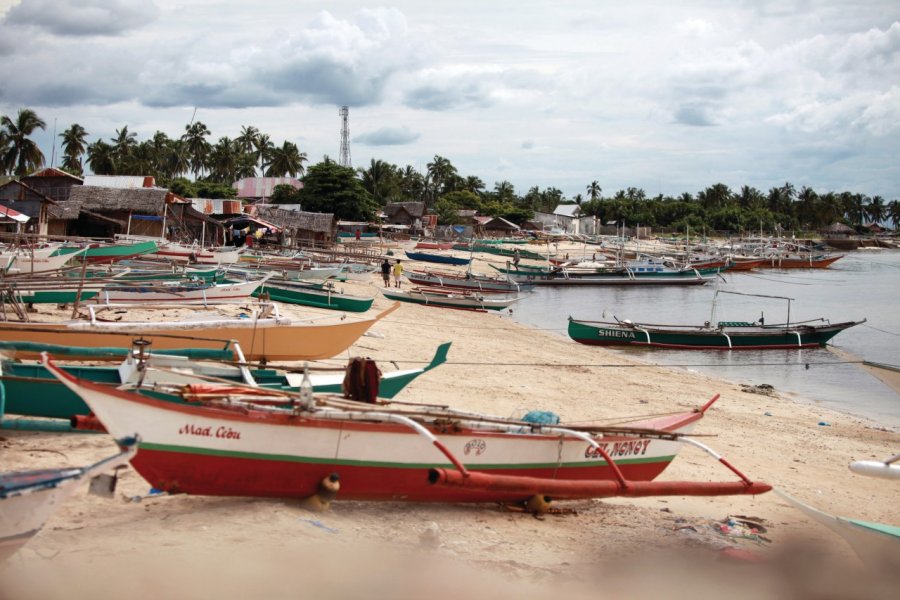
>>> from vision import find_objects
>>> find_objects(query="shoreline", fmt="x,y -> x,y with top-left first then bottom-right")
2,245 -> 898,597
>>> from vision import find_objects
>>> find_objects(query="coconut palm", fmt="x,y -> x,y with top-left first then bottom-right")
265,141 -> 307,177
1,108 -> 47,175
182,121 -> 211,178
426,155 -> 457,199
586,180 -> 602,201
111,126 -> 138,172
86,140 -> 115,175
252,133 -> 274,176
359,158 -> 396,204
59,123 -> 89,176
887,200 -> 900,230
866,195 -> 886,225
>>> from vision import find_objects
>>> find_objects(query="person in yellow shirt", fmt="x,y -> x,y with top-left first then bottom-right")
391,260 -> 404,288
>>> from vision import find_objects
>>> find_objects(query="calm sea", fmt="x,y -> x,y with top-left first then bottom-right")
509,249 -> 900,428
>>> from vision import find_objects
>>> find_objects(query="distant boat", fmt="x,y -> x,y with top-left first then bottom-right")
568,290 -> 864,349
405,251 -> 471,266
406,268 -> 525,293
490,263 -> 715,286
1,437 -> 137,562
382,287 -> 519,311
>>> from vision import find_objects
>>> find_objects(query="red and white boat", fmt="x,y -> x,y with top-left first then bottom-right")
152,241 -> 243,265
43,359 -> 771,504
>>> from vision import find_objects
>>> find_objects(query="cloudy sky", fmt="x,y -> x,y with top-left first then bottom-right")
1,0 -> 898,200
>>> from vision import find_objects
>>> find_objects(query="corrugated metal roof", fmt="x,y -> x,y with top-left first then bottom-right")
82,175 -> 156,189
232,177 -> 302,198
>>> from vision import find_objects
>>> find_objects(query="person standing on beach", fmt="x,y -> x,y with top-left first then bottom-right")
512,249 -> 520,270
380,258 -> 391,287
392,259 -> 404,288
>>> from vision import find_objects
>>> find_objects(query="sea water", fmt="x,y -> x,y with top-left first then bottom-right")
509,250 -> 900,428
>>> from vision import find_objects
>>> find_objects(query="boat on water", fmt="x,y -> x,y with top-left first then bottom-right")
382,287 -> 520,311
568,290 -> 864,350
0,303 -> 399,363
490,263 -> 715,286
43,360 -> 772,503
759,253 -> 844,269
0,340 -> 451,423
405,250 -> 471,266
1,437 -> 137,562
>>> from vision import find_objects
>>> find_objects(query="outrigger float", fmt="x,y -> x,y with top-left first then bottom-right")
43,355 -> 771,504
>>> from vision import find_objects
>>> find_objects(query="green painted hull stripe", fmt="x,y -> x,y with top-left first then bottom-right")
142,442 -> 674,470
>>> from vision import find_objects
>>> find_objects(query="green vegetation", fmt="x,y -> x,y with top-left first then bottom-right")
1,107 -> 898,232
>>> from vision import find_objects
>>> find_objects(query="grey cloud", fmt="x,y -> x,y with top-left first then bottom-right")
404,82 -> 494,111
4,0 -> 160,36
354,127 -> 420,146
521,140 -> 535,149
674,105 -> 716,126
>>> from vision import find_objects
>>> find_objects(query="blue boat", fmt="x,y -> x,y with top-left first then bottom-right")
405,251 -> 471,266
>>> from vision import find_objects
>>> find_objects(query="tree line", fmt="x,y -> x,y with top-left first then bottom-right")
2,107 -> 898,232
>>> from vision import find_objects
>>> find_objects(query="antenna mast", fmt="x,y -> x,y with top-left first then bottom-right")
338,106 -> 351,168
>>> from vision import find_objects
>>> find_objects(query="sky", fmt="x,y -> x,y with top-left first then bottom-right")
1,0 -> 898,200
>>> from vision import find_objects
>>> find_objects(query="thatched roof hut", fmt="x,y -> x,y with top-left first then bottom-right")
68,186 -> 172,215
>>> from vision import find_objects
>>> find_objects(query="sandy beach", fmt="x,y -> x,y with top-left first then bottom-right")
2,242 -> 898,599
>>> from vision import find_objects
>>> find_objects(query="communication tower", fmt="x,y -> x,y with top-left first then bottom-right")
338,106 -> 351,168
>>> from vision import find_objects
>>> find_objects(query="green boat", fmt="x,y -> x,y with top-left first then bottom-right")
452,243 -> 547,260
53,240 -> 159,264
226,278 -> 373,312
0,341 -> 450,423
567,316 -> 865,350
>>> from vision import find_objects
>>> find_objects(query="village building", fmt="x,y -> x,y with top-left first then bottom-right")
0,179 -> 56,235
383,201 -> 425,234
233,177 -> 303,203
246,204 -> 334,246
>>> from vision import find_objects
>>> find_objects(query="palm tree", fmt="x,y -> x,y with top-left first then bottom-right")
463,175 -> 485,194
426,155 -> 457,200
182,121 -> 211,178
399,165 -> 426,201
359,159 -> 395,204
59,123 -> 89,176
866,195 -> 886,225
208,137 -> 240,183
887,200 -> 900,230
86,140 -> 115,175
111,126 -> 138,173
1,108 -> 47,175
586,180 -> 602,201
493,180 -> 515,202
252,133 -> 274,176
265,141 -> 307,177
236,125 -> 259,153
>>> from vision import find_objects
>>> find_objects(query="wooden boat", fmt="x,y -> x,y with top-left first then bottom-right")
405,251 -> 471,266
1,437 -> 137,562
382,287 -> 519,311
726,256 -> 766,271
251,279 -> 374,312
54,240 -> 159,264
405,268 -> 524,293
849,453 -> 900,481
5,248 -> 86,275
43,361 -> 772,503
568,317 -> 864,350
0,303 -> 399,363
0,341 -> 451,421
774,489 -> 900,568
96,277 -> 267,305
491,264 -> 714,286
568,290 -> 864,349
414,241 -> 455,250
758,253 -> 843,269
151,241 -> 243,265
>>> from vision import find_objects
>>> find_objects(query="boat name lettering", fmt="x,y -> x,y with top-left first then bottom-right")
178,424 -> 242,440
599,329 -> 635,339
464,439 -> 486,456
584,439 -> 651,459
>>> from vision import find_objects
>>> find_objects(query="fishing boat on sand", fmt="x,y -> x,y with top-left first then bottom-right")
1,437 -> 137,562
0,303 -> 399,363
0,340 -> 451,422
405,268 -> 525,293
96,277 -> 268,305
43,360 -> 772,503
382,287 -> 519,311
568,291 -> 864,350
405,250 -> 471,266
